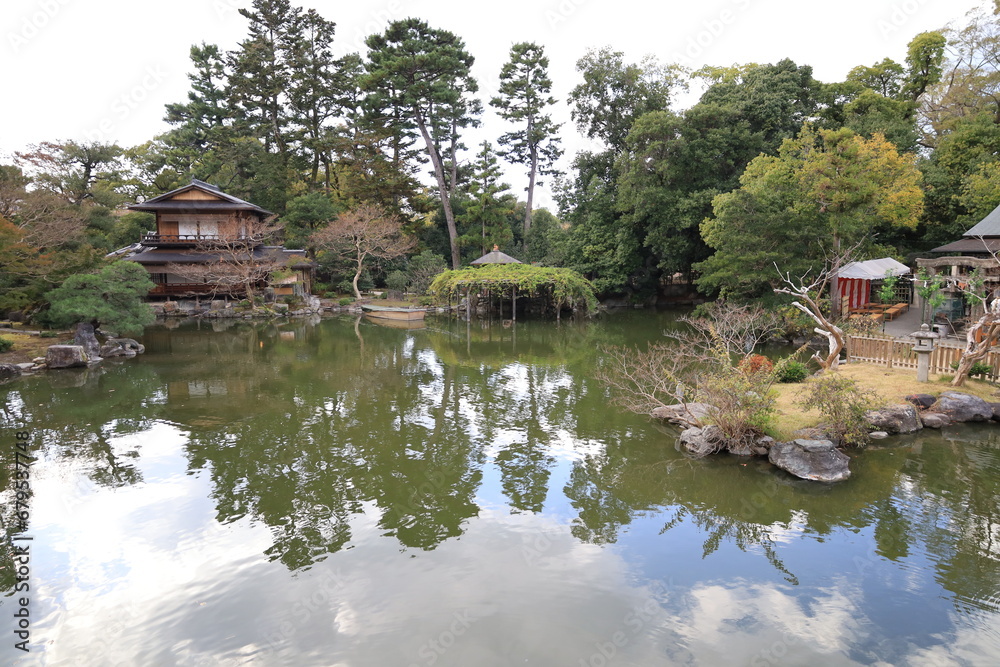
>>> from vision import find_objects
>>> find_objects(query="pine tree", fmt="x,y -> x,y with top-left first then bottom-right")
364,18 -> 480,269
491,42 -> 562,241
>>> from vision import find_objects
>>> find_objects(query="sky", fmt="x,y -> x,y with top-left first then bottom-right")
0,0 -> 990,209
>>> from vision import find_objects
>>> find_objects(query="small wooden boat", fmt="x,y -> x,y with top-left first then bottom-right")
363,316 -> 426,330
360,304 -> 427,322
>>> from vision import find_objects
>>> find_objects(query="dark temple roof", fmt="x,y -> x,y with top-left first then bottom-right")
931,238 -> 1000,254
127,179 -> 272,216
962,202 -> 1000,238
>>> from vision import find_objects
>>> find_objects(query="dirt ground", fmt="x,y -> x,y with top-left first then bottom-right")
0,329 -> 71,365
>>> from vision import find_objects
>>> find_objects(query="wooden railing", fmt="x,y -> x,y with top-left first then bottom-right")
142,233 -> 220,243
150,283 -> 244,296
845,334 -> 1000,375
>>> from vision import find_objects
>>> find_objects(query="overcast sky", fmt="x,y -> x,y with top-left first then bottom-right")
0,0 -> 989,209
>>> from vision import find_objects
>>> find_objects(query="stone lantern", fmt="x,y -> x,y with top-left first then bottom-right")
911,323 -> 939,382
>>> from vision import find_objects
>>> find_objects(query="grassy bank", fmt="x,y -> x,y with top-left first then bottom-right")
0,331 -> 70,365
771,362 -> 1000,440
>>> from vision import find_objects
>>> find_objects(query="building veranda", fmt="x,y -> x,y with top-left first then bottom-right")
112,180 -> 312,302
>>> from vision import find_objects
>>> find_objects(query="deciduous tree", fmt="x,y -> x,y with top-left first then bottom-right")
311,203 -> 415,298
698,126 -> 923,300
166,214 -> 285,306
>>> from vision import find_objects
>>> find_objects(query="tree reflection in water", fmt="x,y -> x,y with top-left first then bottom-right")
0,314 -> 997,622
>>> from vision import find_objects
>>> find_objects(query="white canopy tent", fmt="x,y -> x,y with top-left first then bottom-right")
837,258 -> 910,280
836,258 -> 911,310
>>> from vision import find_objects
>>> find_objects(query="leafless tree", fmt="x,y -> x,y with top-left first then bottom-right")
774,263 -> 845,372
597,302 -> 781,452
166,214 -> 284,307
310,203 -> 415,298
12,190 -> 87,249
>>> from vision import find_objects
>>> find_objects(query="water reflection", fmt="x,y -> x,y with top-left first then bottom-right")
1,313 -> 999,665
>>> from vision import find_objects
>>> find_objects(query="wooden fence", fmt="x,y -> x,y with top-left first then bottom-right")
845,334 -> 1000,376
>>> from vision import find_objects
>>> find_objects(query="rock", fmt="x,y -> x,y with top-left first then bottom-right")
991,403 -> 1000,421
904,394 -> 936,410
651,402 -> 713,427
100,342 -> 136,358
110,338 -> 144,354
920,412 -> 952,429
768,439 -> 851,483
869,431 -> 890,439
163,301 -> 178,313
932,391 -> 993,423
32,357 -> 46,364
73,323 -> 102,362
15,363 -> 34,371
0,364 -> 22,382
791,426 -> 838,442
678,425 -> 725,457
864,403 -> 922,434
45,345 -> 89,369
6,311 -> 24,322
751,435 -> 776,457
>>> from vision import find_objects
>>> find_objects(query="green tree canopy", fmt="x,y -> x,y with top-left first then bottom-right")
697,126 -> 924,299
364,18 -> 479,269
491,42 -> 562,241
45,261 -> 155,336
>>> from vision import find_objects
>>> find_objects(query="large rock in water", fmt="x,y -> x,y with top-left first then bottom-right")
46,345 -> 89,369
768,439 -> 851,483
0,364 -> 21,382
100,338 -> 145,358
920,412 -> 952,429
864,403 -> 922,434
678,425 -> 725,456
932,391 -> 993,423
651,402 -> 713,427
73,323 -> 102,362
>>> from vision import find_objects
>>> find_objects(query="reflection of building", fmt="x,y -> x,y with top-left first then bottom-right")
114,179 -> 312,299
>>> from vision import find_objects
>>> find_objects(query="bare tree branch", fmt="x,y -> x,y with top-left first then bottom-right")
166,213 -> 284,306
773,261 -> 845,372
310,203 -> 415,298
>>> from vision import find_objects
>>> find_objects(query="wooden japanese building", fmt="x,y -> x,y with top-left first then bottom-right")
117,180 -> 312,298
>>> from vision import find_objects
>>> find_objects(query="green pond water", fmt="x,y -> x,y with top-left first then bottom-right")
1,310 -> 999,666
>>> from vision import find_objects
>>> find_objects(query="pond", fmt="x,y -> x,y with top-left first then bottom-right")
1,310 -> 999,666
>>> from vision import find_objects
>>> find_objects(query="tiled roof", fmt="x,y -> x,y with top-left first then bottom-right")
127,180 -> 272,216
963,203 -> 1000,237
930,238 -> 1000,254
